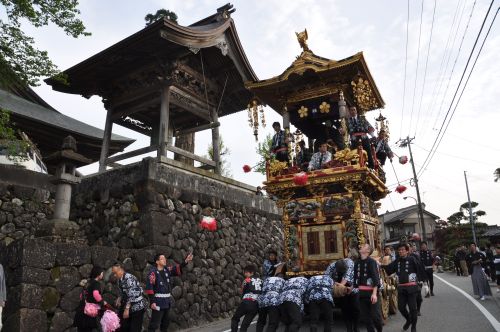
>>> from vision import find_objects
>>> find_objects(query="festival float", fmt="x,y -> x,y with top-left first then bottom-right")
245,30 -> 398,318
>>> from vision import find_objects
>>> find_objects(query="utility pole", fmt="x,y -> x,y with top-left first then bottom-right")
399,136 -> 426,241
464,171 -> 477,244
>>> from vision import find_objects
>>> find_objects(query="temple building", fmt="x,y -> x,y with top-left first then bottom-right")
0,68 -> 134,173
45,4 -> 257,175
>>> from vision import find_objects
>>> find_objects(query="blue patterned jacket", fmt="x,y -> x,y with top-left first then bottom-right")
258,277 -> 285,308
325,259 -> 354,285
278,277 -> 308,312
304,275 -> 334,304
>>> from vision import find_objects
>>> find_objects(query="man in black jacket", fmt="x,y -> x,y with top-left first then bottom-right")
419,242 -> 434,296
383,243 -> 427,332
354,244 -> 383,332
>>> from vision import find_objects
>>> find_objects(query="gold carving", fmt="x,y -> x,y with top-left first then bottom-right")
319,102 -> 330,114
351,77 -> 380,112
298,106 -> 308,118
295,29 -> 310,52
334,148 -> 367,164
268,160 -> 288,176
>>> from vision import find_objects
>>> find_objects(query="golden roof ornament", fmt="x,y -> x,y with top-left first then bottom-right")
295,29 -> 310,52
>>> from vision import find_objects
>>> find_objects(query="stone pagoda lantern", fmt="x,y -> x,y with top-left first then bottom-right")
36,136 -> 91,243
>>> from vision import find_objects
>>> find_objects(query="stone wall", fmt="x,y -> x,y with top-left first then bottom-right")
0,180 -> 54,247
0,158 -> 283,331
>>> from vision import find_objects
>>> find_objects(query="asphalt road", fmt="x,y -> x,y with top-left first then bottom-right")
182,272 -> 500,332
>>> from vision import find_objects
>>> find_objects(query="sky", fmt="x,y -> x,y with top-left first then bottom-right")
17,0 -> 500,225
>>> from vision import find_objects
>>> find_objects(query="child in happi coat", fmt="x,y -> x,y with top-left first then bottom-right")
305,275 -> 334,332
231,265 -> 263,332
256,275 -> 285,332
278,276 -> 308,332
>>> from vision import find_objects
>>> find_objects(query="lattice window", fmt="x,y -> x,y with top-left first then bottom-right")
324,230 -> 338,254
307,231 -> 320,255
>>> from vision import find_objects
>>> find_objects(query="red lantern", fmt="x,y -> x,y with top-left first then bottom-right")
200,216 -> 217,231
243,165 -> 252,173
395,185 -> 407,194
411,233 -> 421,241
399,156 -> 408,165
293,172 -> 308,186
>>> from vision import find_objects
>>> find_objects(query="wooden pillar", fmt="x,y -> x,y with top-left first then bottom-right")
158,86 -> 171,158
282,107 -> 291,162
282,108 -> 290,130
99,109 -> 113,172
211,108 -> 221,175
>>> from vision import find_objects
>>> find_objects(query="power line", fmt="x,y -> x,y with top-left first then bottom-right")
408,0 -> 425,135
419,6 -> 499,178
418,2 -> 497,179
413,143 -> 497,167
417,0 -> 464,140
399,0 -> 411,137
413,0 -> 437,137
430,0 -> 477,133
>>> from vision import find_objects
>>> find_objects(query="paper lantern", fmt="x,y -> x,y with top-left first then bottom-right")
293,172 -> 308,186
243,165 -> 252,173
395,185 -> 407,194
200,216 -> 217,231
399,156 -> 408,165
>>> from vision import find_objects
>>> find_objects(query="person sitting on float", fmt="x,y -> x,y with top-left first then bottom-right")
308,141 -> 332,171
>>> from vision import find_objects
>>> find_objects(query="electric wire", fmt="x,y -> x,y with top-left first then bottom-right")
399,0 -> 411,138
429,0 -> 477,133
417,2 -> 497,179
417,0 -> 463,140
408,0 -> 425,135
413,0 -> 437,137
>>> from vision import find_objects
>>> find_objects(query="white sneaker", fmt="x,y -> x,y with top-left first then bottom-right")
479,296 -> 485,300
497,289 -> 500,293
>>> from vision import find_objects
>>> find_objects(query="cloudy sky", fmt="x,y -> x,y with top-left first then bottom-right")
23,0 -> 499,225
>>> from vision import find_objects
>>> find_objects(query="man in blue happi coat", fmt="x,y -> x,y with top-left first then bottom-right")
146,253 -> 193,332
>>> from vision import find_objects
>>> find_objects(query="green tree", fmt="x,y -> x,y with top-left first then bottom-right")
0,109 -> 28,162
447,201 -> 486,225
459,201 -> 486,223
206,137 -> 232,178
0,0 -> 90,86
254,134 -> 274,175
434,222 -> 489,255
144,9 -> 178,26
494,168 -> 500,182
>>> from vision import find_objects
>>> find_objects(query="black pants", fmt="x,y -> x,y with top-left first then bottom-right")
120,309 -> 145,332
231,300 -> 258,332
398,286 -> 418,328
148,308 -> 170,332
425,268 -> 434,293
334,293 -> 360,332
309,299 -> 333,332
359,296 -> 383,332
416,285 -> 422,312
256,306 -> 280,332
279,301 -> 302,332
454,260 -> 462,276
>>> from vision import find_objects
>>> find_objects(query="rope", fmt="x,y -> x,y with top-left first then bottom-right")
199,49 -> 210,112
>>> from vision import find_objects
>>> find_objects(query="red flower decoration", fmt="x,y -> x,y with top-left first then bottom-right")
293,172 -> 309,186
395,185 -> 407,194
399,156 -> 408,165
200,216 -> 217,231
243,165 -> 252,173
